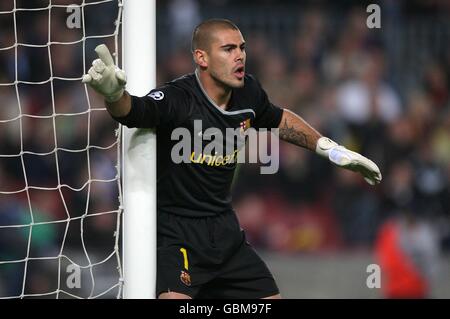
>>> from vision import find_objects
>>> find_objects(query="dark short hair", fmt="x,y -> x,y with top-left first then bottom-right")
191,19 -> 240,52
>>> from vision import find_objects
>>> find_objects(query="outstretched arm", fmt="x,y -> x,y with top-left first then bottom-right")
278,109 -> 322,151
104,91 -> 132,118
82,44 -> 131,118
278,109 -> 382,185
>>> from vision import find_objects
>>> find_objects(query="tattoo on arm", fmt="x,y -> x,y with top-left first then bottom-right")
278,109 -> 321,151
279,118 -> 309,148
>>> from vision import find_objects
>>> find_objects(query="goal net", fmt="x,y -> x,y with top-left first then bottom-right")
0,0 -> 124,299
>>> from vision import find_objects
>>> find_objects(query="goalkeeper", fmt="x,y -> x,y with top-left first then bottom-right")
83,19 -> 381,299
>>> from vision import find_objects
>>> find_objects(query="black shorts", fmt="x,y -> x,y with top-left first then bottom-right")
156,210 -> 279,299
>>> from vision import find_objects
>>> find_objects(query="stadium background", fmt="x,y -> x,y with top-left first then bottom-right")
0,0 -> 449,298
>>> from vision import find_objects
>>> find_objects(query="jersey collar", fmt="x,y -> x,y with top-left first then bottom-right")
194,69 -> 256,117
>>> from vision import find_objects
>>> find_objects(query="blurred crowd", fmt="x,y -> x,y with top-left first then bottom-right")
0,0 -> 449,298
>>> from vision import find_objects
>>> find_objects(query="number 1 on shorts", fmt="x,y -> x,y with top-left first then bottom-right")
179,247 -> 189,270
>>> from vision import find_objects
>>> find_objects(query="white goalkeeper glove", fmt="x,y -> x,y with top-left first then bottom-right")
82,44 -> 126,103
316,137 -> 382,185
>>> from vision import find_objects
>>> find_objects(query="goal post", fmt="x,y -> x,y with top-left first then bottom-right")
121,0 -> 157,299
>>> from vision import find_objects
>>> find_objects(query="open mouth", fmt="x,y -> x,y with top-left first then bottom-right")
234,66 -> 245,79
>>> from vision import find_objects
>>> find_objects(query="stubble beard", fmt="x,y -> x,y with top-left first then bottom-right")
211,68 -> 244,89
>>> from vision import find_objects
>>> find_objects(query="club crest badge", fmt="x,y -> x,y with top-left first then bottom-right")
180,270 -> 191,286
240,118 -> 251,134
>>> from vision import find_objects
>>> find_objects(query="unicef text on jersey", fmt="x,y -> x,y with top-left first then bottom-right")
170,119 -> 280,175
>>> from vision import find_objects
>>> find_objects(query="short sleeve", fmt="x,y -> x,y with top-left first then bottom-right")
112,85 -> 192,129
252,79 -> 283,130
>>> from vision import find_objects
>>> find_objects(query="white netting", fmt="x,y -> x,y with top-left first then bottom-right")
0,0 -> 123,299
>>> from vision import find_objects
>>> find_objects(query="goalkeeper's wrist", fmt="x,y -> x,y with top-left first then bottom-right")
315,136 -> 339,158
104,89 -> 124,103
315,136 -> 353,166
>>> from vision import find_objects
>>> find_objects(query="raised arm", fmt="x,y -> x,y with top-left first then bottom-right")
104,91 -> 132,118
82,44 -> 131,118
278,109 -> 382,185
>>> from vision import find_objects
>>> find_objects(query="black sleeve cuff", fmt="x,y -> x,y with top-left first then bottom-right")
110,95 -> 159,128
271,105 -> 284,129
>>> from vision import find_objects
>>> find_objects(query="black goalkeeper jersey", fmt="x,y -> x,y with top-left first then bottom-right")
113,72 -> 283,217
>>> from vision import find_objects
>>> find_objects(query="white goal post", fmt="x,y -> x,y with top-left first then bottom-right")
121,0 -> 157,299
